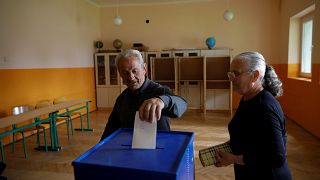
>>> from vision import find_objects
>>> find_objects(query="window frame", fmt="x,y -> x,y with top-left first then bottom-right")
299,12 -> 314,78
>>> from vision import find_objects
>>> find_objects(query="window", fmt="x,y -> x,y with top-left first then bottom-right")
288,4 -> 314,80
300,14 -> 313,77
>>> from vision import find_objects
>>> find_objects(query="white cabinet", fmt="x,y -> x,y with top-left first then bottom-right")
96,87 -> 108,108
145,51 -> 172,78
95,49 -> 232,114
149,48 -> 232,114
178,56 -> 204,109
200,49 -> 230,57
204,50 -> 232,115
150,56 -> 178,94
205,89 -> 215,109
172,50 -> 200,57
205,89 -> 230,110
95,53 -> 121,108
107,87 -> 120,106
95,53 -> 120,87
95,54 -> 107,87
178,81 -> 201,109
214,89 -> 230,109
96,87 -> 120,108
186,82 -> 202,109
145,51 -> 172,60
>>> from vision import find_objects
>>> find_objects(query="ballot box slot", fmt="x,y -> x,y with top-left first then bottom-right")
121,144 -> 164,149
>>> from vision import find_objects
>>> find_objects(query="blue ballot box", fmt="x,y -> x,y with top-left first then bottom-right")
72,128 -> 194,180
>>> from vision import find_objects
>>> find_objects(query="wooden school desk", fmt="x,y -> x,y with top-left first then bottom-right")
0,99 -> 92,161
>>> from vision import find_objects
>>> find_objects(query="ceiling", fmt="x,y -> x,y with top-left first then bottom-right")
87,0 -> 214,7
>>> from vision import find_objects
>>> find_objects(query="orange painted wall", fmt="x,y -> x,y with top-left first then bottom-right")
278,0 -> 320,138
0,67 -> 97,144
278,64 -> 320,138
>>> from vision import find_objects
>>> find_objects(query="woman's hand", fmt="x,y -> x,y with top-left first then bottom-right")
214,151 -> 244,167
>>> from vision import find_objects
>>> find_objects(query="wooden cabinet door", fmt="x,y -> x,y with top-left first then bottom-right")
97,87 -> 108,108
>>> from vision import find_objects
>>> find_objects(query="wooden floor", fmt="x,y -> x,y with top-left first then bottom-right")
2,109 -> 320,179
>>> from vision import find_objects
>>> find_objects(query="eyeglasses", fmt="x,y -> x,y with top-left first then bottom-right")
227,70 -> 252,80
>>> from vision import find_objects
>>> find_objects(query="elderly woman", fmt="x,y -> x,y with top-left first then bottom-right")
214,52 -> 292,180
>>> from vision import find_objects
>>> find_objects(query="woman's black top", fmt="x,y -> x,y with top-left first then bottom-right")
228,89 -> 291,180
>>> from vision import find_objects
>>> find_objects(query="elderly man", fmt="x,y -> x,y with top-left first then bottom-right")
100,49 -> 187,141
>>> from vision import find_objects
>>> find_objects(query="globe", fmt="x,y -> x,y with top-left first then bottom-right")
113,39 -> 123,50
95,41 -> 103,49
206,37 -> 216,49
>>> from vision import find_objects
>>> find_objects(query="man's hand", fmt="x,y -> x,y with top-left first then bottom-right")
139,98 -> 164,123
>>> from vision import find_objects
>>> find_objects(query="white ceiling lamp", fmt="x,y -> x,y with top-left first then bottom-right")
223,0 -> 234,21
113,0 -> 122,25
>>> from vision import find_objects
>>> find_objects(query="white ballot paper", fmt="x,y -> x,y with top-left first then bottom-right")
132,111 -> 157,149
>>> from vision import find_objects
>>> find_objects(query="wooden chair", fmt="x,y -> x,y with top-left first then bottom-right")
11,104 -> 48,159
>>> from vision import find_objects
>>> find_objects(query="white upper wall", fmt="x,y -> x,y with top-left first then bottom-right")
0,0 -> 100,69
0,0 -> 288,68
100,0 -> 281,63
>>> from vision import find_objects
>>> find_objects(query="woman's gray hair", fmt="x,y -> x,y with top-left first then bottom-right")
235,51 -> 283,97
115,49 -> 144,69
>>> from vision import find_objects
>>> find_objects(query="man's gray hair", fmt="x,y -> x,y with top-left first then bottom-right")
115,49 -> 144,69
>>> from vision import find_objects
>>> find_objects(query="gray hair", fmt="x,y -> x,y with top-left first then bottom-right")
234,51 -> 283,97
115,49 -> 144,69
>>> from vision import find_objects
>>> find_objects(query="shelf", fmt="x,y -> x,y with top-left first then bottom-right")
155,80 -> 175,82
205,80 -> 229,83
179,80 -> 204,82
179,57 -> 204,81
154,81 -> 177,90
205,57 -> 230,80
152,57 -> 175,81
206,82 -> 230,89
